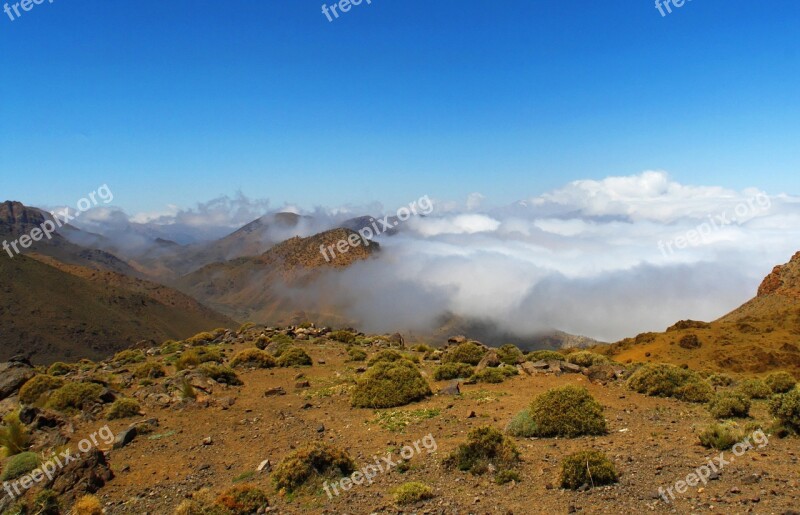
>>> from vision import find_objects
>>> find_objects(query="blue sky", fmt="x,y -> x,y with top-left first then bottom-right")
1,0 -> 798,214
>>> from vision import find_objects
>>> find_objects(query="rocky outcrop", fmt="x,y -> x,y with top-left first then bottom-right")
0,361 -> 35,401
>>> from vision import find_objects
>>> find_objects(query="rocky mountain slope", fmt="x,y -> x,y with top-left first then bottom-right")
596,251 -> 800,374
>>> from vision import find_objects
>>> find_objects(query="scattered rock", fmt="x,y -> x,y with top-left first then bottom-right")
113,427 -> 138,449
0,361 -> 35,401
265,387 -> 286,397
439,380 -> 461,396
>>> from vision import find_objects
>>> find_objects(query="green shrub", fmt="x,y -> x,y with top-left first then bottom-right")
215,485 -> 269,514
433,362 -> 474,381
160,340 -> 182,355
134,361 -> 166,379
45,382 -> 104,413
560,451 -> 618,489
272,442 -> 356,493
19,375 -> 64,405
33,489 -> 61,515
175,346 -> 223,370
765,371 -> 796,394
351,360 -> 431,408
346,347 -> 367,362
230,349 -> 276,369
707,391 -> 751,419
1,451 -> 40,481
0,411 -> 30,456
394,482 -> 434,505
444,426 -> 519,475
72,494 -> 104,515
412,344 -> 435,353
505,409 -> 537,437
442,342 -> 487,366
708,373 -> 735,387
276,347 -> 312,367
46,362 -> 75,376
499,364 -> 519,376
675,381 -> 714,403
185,329 -> 226,346
529,385 -> 607,437
471,367 -> 506,384
699,422 -> 743,450
112,349 -> 145,365
769,388 -> 800,433
329,330 -> 357,344
367,349 -> 405,367
527,350 -> 565,362
496,344 -> 524,365
737,379 -> 773,399
565,351 -> 610,367
495,470 -> 521,484
198,364 -> 242,385
627,363 -> 703,399
107,398 -> 141,420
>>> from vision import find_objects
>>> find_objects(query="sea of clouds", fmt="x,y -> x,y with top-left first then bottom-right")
70,171 -> 800,342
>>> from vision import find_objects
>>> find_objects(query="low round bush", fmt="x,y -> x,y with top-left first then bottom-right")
329,330 -> 357,344
215,485 -> 270,514
272,442 -> 356,493
45,382 -> 104,413
198,364 -> 242,385
565,351 -> 610,368
471,367 -> 507,384
134,361 -> 166,379
19,375 -> 65,405
505,409 -> 537,437
529,385 -> 607,437
1,451 -> 40,481
46,362 -> 75,376
175,346 -> 223,371
346,347 -> 367,362
442,342 -> 487,366
560,451 -> 618,489
737,379 -> 773,399
769,388 -> 800,433
708,373 -> 735,387
707,391 -> 751,419
698,422 -> 743,450
107,398 -> 141,420
112,349 -> 145,365
765,371 -> 796,394
444,426 -> 519,475
627,363 -> 703,399
367,349 -> 405,367
433,362 -> 474,381
675,381 -> 714,403
527,350 -> 565,362
394,482 -> 434,505
230,349 -> 276,369
276,347 -> 312,367
496,344 -> 524,365
72,495 -> 104,515
351,360 -> 431,408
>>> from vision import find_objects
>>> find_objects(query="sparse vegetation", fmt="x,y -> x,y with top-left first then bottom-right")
0,411 -> 29,457
1,451 -> 40,481
707,391 -> 751,419
271,442 -> 356,493
442,342 -> 487,366
675,380 -> 714,403
175,346 -> 223,371
112,349 -> 146,365
346,347 -> 367,362
230,348 -> 276,369
770,389 -> 800,433
765,371 -> 796,394
351,360 -> 431,408
433,362 -> 474,381
367,349 -> 405,367
215,484 -> 270,514
444,426 -> 520,475
45,381 -> 104,413
496,344 -> 524,365
134,361 -> 166,379
505,409 -> 537,437
329,330 -> 357,344
18,374 -> 64,405
529,385 -> 607,437
565,351 -> 610,367
72,495 -> 104,515
46,361 -> 75,376
107,398 -> 141,420
737,378 -> 773,399
394,482 -> 434,505
471,367 -> 507,384
198,364 -> 243,385
699,422 -> 743,450
708,373 -> 735,387
627,363 -> 705,400
33,489 -> 60,515
560,451 -> 618,489
276,347 -> 312,367
527,350 -> 565,361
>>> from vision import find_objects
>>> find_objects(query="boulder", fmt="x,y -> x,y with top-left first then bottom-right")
476,350 -> 500,371
0,361 -> 35,401
47,448 -> 114,504
447,335 -> 467,345
439,380 -> 461,396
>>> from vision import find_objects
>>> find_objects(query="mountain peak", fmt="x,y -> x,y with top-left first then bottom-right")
758,251 -> 800,298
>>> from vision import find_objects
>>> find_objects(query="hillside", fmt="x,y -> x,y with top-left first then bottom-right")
0,253 -> 235,363
177,228 -> 380,323
596,251 -> 800,374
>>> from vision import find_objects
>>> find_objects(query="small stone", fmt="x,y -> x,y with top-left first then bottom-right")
257,460 -> 272,473
202,437 -> 213,445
